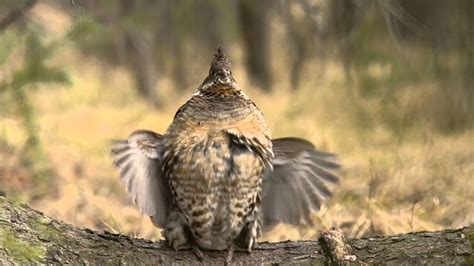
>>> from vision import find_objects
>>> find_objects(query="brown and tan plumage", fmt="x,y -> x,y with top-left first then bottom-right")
111,47 -> 340,262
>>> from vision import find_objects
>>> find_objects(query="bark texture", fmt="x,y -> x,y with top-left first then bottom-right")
0,195 -> 472,265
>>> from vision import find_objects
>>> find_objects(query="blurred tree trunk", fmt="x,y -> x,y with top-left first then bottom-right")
76,0 -> 161,107
171,42 -> 187,91
323,0 -> 362,80
326,0 -> 359,37
155,0 -> 189,91
120,0 -> 160,107
460,0 -> 474,85
237,0 -> 272,91
1,196 -> 472,264
0,0 -> 38,32
123,31 -> 160,107
456,0 -> 474,118
281,0 -> 321,90
195,1 -> 224,50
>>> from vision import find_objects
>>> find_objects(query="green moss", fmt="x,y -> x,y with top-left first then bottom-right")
29,216 -> 63,242
0,228 -> 45,263
466,229 -> 474,265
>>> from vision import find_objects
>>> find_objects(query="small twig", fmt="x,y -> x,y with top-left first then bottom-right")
319,228 -> 358,264
292,254 -> 310,260
408,200 -> 418,229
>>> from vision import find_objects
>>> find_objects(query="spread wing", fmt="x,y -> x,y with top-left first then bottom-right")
261,137 -> 340,229
111,130 -> 171,227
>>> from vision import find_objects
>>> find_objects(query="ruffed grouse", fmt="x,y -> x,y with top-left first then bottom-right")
112,47 -> 340,262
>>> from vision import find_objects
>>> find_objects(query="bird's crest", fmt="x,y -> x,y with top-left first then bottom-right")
209,46 -> 232,78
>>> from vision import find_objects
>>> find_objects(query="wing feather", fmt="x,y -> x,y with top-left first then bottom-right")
111,130 -> 171,227
261,137 -> 340,229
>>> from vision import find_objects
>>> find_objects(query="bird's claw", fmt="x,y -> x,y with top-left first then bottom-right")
192,243 -> 204,261
225,244 -> 235,265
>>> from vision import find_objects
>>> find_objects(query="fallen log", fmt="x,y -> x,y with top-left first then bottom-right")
0,195 -> 472,265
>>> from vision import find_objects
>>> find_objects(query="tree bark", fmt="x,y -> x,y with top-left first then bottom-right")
0,195 -> 472,265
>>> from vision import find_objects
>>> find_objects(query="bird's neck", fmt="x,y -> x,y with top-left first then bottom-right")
197,83 -> 244,100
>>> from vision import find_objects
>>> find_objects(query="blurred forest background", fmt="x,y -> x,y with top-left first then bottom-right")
0,0 -> 473,242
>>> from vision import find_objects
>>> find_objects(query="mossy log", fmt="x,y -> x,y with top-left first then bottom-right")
0,195 -> 472,265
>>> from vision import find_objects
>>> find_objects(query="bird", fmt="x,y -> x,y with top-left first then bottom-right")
111,47 -> 340,263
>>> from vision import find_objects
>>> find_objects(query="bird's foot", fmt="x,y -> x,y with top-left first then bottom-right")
225,244 -> 235,265
191,243 -> 204,261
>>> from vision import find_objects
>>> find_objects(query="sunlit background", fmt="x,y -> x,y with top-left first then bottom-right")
1,0 -> 473,242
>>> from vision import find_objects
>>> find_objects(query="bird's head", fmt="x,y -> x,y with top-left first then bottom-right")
199,47 -> 239,92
